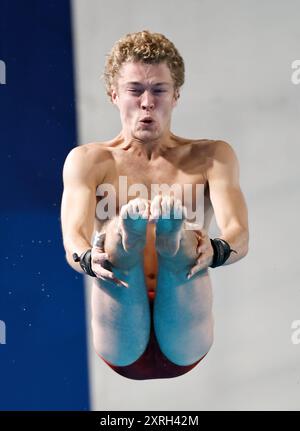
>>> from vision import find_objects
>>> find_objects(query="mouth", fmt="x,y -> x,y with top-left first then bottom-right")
140,120 -> 154,128
140,117 -> 154,125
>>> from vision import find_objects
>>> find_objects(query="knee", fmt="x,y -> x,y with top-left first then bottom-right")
91,322 -> 150,367
162,337 -> 213,367
156,322 -> 214,366
94,342 -> 148,367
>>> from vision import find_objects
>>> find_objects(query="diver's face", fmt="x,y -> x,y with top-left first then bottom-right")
111,61 -> 178,142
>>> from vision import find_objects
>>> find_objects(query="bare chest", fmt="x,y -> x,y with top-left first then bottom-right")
95,153 -> 208,230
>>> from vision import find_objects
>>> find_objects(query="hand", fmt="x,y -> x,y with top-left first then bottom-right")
91,231 -> 128,288
187,229 -> 214,279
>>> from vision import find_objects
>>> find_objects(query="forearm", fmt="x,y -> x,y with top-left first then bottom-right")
218,226 -> 249,265
63,233 -> 92,274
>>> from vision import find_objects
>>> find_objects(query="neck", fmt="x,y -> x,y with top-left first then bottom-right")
117,130 -> 178,161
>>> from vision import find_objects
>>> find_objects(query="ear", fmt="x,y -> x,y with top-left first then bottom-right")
172,90 -> 180,107
111,87 -> 119,106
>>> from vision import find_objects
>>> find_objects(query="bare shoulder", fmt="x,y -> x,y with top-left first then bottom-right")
63,141 -> 115,186
211,139 -> 237,158
208,139 -> 238,167
203,139 -> 240,183
190,138 -> 236,157
65,141 -> 115,163
185,138 -> 239,182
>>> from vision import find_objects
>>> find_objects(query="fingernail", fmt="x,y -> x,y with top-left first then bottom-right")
117,280 -> 128,288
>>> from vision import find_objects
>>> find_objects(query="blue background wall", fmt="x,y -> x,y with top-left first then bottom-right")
0,0 -> 90,410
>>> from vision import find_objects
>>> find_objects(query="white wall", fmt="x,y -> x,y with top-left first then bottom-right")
71,0 -> 300,410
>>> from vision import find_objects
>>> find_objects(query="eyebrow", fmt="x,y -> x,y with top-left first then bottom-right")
125,81 -> 170,86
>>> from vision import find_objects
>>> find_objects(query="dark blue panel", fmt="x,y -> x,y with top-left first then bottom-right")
0,0 -> 90,410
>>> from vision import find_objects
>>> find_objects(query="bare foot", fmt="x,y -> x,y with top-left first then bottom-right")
149,195 -> 187,257
118,198 -> 150,252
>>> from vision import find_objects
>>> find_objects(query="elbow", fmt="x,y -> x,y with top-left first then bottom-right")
65,249 -> 79,270
63,242 -> 76,270
65,251 -> 82,274
65,252 -> 73,268
243,245 -> 249,258
230,226 -> 249,259
242,229 -> 249,258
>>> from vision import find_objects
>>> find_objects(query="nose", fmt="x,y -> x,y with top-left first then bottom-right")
140,90 -> 154,110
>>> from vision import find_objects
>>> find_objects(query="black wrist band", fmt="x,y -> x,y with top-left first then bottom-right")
209,238 -> 237,268
72,249 -> 96,277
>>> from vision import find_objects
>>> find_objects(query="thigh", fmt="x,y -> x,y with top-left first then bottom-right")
97,292 -> 206,380
91,276 -> 151,367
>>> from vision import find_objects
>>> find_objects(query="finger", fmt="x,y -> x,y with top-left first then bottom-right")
93,263 -> 128,287
98,275 -> 129,288
109,276 -> 129,288
199,228 -> 208,238
188,263 -> 201,278
92,252 -> 109,263
115,278 -> 129,288
187,265 -> 205,279
92,251 -> 110,267
194,234 -> 202,249
94,266 -> 116,280
187,257 -> 208,278
194,228 -> 204,238
196,245 -> 207,254
93,231 -> 106,251
96,268 -> 129,288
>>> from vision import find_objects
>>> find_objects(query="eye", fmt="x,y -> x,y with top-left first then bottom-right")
127,88 -> 167,95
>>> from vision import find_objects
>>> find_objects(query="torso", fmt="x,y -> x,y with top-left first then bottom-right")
87,134 -> 215,292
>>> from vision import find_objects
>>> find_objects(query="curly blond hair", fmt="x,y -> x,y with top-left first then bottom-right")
103,30 -> 185,102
